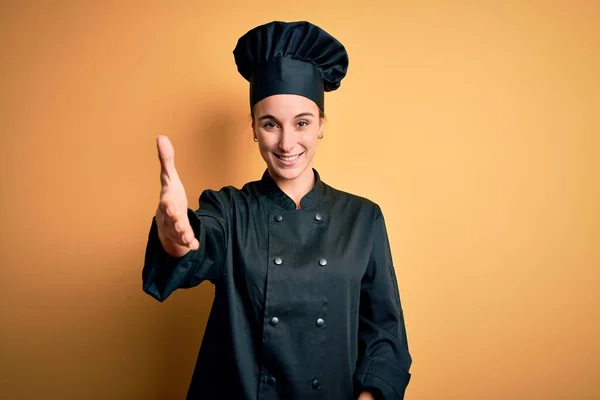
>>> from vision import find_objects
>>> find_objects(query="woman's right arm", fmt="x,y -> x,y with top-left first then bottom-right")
141,136 -> 228,302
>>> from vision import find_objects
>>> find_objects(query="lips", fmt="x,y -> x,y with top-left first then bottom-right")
273,151 -> 304,166
275,153 -> 303,161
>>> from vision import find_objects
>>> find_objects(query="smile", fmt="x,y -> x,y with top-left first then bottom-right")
274,152 -> 303,162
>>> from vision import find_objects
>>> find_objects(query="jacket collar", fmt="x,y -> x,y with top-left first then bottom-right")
259,168 -> 326,211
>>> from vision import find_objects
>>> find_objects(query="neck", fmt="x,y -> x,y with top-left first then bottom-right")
270,167 -> 315,209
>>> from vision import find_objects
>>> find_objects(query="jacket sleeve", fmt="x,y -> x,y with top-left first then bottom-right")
353,206 -> 412,399
141,189 -> 229,302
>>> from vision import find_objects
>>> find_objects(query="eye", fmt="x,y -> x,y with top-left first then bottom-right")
262,121 -> 278,129
297,120 -> 310,128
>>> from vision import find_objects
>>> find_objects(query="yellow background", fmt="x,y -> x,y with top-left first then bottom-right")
1,1 -> 598,399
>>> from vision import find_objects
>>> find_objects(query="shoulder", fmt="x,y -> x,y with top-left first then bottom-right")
198,185 -> 239,203
196,179 -> 263,209
323,182 -> 384,220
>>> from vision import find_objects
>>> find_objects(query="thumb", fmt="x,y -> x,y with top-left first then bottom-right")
157,135 -> 177,178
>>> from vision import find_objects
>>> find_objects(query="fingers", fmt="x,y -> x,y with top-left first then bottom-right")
156,136 -> 196,250
157,201 -> 198,249
189,238 -> 200,251
157,135 -> 177,182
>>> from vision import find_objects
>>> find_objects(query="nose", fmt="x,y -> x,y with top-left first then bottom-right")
278,127 -> 296,153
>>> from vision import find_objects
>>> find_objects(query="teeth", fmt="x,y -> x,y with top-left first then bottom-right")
278,154 -> 300,161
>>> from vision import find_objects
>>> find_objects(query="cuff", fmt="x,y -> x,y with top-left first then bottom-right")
354,356 -> 411,400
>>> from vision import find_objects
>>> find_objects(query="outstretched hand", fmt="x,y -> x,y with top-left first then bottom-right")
155,135 -> 200,256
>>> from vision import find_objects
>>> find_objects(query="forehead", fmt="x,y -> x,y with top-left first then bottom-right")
253,94 -> 319,117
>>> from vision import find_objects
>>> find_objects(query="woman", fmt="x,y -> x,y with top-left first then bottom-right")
143,21 -> 412,400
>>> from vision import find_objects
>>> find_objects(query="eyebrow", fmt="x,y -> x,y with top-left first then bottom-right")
257,112 -> 315,121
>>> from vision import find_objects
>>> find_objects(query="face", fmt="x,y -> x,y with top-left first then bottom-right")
252,94 -> 323,183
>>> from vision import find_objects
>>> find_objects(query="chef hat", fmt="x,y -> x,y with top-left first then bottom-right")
233,21 -> 349,112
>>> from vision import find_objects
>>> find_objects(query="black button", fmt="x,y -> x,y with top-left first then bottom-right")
270,317 -> 279,326
316,318 -> 324,327
312,379 -> 321,390
274,257 -> 283,265
314,213 -> 323,221
318,258 -> 327,266
274,214 -> 283,222
267,376 -> 276,386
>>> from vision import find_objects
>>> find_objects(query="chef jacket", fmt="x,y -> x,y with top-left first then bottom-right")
142,169 -> 412,399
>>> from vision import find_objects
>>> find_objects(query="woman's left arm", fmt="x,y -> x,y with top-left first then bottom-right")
353,206 -> 412,400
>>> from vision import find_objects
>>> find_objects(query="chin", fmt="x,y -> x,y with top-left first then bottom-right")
270,162 -> 310,181
274,166 -> 304,181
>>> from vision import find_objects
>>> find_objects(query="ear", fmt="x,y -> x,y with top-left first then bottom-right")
318,116 -> 325,138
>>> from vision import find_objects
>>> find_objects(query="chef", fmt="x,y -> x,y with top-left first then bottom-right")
142,20 -> 412,400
